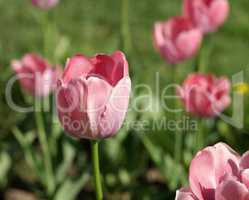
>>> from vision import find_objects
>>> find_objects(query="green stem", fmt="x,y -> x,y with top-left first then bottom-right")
91,140 -> 103,200
121,0 -> 132,53
50,112 -> 61,157
196,47 -> 205,73
42,12 -> 56,62
196,119 -> 205,150
172,66 -> 182,163
196,35 -> 211,73
42,12 -> 49,58
35,100 -> 55,195
195,36 -> 211,150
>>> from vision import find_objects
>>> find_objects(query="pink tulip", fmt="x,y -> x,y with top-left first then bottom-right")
178,73 -> 231,118
31,0 -> 59,10
153,16 -> 203,64
175,143 -> 249,200
183,0 -> 230,33
11,53 -> 61,97
56,51 -> 131,139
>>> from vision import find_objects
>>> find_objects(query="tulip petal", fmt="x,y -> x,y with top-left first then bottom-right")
189,146 -> 216,200
153,22 -> 181,64
176,29 -> 202,59
213,143 -> 240,179
63,54 -> 94,83
214,77 -> 230,97
86,77 -> 113,138
35,69 -> 54,97
11,53 -> 59,97
241,169 -> 249,189
175,188 -> 197,200
180,73 -> 231,117
111,51 -> 129,82
57,79 -> 91,138
212,77 -> 231,114
183,0 -> 229,33
153,17 -> 203,64
193,3 -> 211,33
11,60 -> 22,72
189,143 -> 240,200
32,0 -> 59,10
90,51 -> 128,86
22,53 -> 48,72
153,22 -> 167,49
209,0 -> 229,30
240,151 -> 249,170
183,0 -> 196,19
215,179 -> 248,200
98,76 -> 131,138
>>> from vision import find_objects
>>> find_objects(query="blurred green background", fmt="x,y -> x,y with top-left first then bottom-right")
1,0 -> 249,199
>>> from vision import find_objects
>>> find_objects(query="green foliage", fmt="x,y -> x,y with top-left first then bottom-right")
0,151 -> 11,187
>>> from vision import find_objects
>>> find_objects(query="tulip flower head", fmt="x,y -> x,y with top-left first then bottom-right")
176,143 -> 249,200
178,73 -> 231,118
31,0 -> 59,10
11,53 -> 61,97
153,16 -> 203,64
183,0 -> 230,33
56,51 -> 131,139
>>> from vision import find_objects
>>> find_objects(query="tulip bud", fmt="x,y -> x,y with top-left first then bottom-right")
183,0 -> 230,33
178,73 -> 231,117
31,0 -> 59,10
153,16 -> 203,64
11,53 -> 61,97
56,51 -> 131,139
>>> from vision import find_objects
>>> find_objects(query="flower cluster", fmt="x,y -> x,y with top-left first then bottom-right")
153,0 -> 229,64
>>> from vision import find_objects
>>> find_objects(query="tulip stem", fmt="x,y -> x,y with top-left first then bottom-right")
196,119 -> 205,150
172,66 -> 182,163
197,35 -> 211,73
42,12 -> 49,58
91,140 -> 103,200
42,12 -> 56,62
121,0 -> 132,53
35,100 -> 55,196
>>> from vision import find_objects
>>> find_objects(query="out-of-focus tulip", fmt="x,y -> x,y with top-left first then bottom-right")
11,53 -> 61,97
153,16 -> 203,64
176,143 -> 249,200
178,73 -> 231,118
183,0 -> 230,33
31,0 -> 59,10
56,51 -> 131,139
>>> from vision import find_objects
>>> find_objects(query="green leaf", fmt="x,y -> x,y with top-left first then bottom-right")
55,140 -> 76,184
54,173 -> 90,200
140,135 -> 187,190
0,151 -> 11,187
